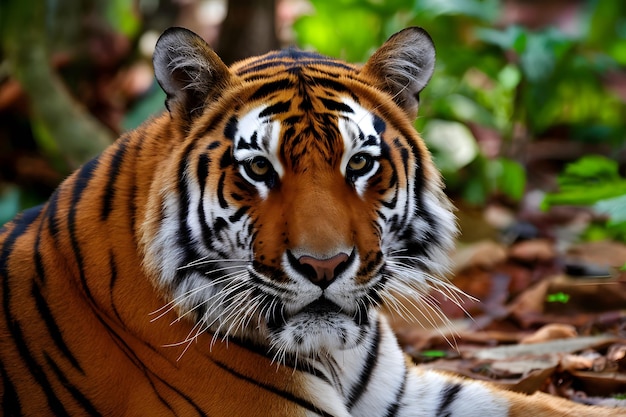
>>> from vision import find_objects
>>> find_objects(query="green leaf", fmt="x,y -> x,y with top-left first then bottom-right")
419,350 -> 447,358
294,8 -> 382,61
476,25 -> 526,51
546,292 -> 570,304
557,155 -> 621,188
497,64 -> 522,90
542,156 -> 626,210
414,0 -> 500,22
105,0 -> 140,38
594,194 -> 626,225
488,158 -> 526,201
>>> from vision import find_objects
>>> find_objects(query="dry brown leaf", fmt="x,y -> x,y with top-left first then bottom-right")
607,344 -> 626,363
509,239 -> 556,263
568,370 -> 626,397
545,274 -> 626,313
520,323 -> 577,344
469,335 -> 616,361
452,240 -> 507,271
567,240 -> 626,269
508,279 -> 551,324
561,353 -> 596,371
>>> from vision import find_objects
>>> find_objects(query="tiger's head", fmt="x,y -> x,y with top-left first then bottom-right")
141,27 -> 457,359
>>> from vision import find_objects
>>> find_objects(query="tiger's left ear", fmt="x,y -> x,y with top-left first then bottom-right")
153,27 -> 232,124
361,27 -> 435,120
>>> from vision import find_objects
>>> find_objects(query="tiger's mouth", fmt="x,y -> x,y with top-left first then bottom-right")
269,296 -> 369,330
301,298 -> 343,315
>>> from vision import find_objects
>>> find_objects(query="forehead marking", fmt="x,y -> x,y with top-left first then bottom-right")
233,105 -> 284,178
338,98 -> 383,175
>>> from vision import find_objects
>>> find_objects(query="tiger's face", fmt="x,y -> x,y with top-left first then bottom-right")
143,27 -> 457,359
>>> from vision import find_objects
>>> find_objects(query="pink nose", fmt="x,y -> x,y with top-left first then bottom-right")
298,253 -> 349,288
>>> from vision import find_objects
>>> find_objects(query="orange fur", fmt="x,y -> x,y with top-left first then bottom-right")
1,26 -> 622,416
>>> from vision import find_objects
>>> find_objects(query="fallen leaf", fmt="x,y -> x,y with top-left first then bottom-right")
520,323 -> 577,344
509,239 -> 556,263
469,335 -> 616,361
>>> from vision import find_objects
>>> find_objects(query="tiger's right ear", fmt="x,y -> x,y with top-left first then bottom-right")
361,27 -> 435,120
153,27 -> 232,123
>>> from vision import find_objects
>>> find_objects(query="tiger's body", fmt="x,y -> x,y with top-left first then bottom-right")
0,27 -> 621,416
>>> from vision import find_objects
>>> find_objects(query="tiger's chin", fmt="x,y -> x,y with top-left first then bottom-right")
265,299 -> 373,358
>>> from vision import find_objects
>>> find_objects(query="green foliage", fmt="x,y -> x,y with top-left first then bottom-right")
104,0 -> 141,38
543,156 -> 626,242
294,0 -> 626,206
546,292 -> 570,304
418,350 -> 447,358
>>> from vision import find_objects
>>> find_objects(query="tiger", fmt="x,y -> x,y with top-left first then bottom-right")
0,26 -> 622,416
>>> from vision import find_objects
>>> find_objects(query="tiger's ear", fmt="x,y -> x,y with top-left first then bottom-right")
153,27 -> 232,123
361,27 -> 435,120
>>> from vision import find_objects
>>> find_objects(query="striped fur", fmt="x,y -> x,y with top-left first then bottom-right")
0,27 -> 620,416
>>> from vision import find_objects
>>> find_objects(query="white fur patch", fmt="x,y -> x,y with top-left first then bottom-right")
232,104 -> 284,199
337,98 -> 383,196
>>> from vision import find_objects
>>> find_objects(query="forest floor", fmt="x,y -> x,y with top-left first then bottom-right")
390,201 -> 626,408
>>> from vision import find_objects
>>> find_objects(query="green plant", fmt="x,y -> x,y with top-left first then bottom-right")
543,155 -> 626,243
294,0 -> 626,205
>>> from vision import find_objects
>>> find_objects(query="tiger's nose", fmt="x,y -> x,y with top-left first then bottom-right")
295,252 -> 350,289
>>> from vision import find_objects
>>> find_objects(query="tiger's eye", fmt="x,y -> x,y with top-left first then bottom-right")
250,158 -> 269,176
347,154 -> 372,175
244,156 -> 274,182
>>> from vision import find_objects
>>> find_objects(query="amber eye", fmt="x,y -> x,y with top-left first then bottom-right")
244,156 -> 274,182
346,153 -> 373,176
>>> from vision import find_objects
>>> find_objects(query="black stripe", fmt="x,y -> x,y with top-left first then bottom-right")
217,172 -> 228,209
101,137 -> 129,221
320,98 -> 353,113
223,336 -> 334,387
0,206 -> 42,272
239,59 -> 355,77
67,158 -> 100,303
249,78 -> 295,101
228,205 -> 249,223
176,144 -> 194,252
373,115 -> 386,135
224,116 -> 238,140
197,152 -> 210,195
219,146 -> 233,169
347,316 -> 380,409
0,206 -> 68,414
310,76 -> 350,93
43,353 -> 102,416
32,280 -> 84,373
33,207 -> 48,282
437,383 -> 462,417
108,251 -> 124,324
74,284 -> 207,416
212,359 -> 339,417
90,316 -> 205,415
259,101 -> 291,118
2,317 -> 69,415
382,366 -> 407,417
0,360 -> 22,416
213,217 -> 229,235
196,152 -> 217,252
46,190 -> 61,244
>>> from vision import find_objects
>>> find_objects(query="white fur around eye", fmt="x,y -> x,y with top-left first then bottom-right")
232,105 -> 285,199
337,98 -> 383,195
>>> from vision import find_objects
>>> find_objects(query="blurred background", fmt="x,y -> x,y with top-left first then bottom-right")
1,0 -> 625,240
1,0 -> 625,245
2,0 -> 626,398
